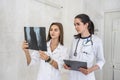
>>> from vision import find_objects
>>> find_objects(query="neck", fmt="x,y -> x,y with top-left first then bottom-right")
81,31 -> 90,37
50,38 -> 59,52
51,38 -> 59,46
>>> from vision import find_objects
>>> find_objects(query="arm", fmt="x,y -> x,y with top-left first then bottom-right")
39,51 -> 58,69
79,65 -> 99,75
49,59 -> 58,69
24,50 -> 31,65
79,39 -> 105,75
95,39 -> 105,69
63,39 -> 74,70
22,41 -> 31,65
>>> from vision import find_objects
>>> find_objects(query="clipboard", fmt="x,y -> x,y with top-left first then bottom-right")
64,60 -> 87,71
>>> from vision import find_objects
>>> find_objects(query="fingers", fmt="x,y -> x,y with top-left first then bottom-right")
22,40 -> 28,49
63,64 -> 71,70
39,51 -> 49,60
21,40 -> 29,53
39,51 -> 45,57
79,68 -> 89,75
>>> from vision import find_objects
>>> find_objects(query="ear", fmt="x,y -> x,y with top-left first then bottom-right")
85,23 -> 89,29
86,23 -> 89,26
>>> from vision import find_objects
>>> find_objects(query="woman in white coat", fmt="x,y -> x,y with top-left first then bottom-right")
22,22 -> 67,80
64,14 -> 105,80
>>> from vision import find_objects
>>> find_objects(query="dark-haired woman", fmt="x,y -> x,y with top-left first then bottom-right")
22,22 -> 67,80
64,14 -> 105,80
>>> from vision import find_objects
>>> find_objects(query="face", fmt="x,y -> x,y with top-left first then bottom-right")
50,25 -> 60,39
74,18 -> 88,34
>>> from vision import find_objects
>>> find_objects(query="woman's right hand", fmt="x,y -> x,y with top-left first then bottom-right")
63,64 -> 71,70
22,41 -> 29,52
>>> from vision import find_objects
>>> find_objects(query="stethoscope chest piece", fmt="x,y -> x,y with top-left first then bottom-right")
74,52 -> 77,56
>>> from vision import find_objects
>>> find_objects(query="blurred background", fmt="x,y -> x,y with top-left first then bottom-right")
0,0 -> 120,80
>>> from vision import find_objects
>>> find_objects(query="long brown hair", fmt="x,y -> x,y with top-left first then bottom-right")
47,22 -> 64,45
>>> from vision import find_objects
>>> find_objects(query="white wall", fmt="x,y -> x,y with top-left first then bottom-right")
61,0 -> 83,47
0,0 -> 38,80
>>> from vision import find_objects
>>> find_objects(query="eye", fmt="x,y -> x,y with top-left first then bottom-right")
76,23 -> 80,26
74,23 -> 80,26
54,28 -> 58,32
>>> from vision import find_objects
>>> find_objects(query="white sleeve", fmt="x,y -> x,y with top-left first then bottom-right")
55,47 -> 68,70
69,38 -> 75,59
95,39 -> 105,69
29,50 -> 40,66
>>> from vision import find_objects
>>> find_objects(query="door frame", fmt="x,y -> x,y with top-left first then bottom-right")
103,10 -> 120,80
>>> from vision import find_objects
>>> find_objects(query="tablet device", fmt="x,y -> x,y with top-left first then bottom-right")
64,60 -> 87,71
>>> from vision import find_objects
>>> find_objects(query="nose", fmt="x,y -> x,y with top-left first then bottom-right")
75,25 -> 79,29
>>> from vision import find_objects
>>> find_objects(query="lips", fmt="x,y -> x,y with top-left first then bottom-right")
51,34 -> 55,36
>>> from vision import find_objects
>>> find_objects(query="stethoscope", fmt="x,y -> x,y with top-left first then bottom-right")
74,36 -> 93,56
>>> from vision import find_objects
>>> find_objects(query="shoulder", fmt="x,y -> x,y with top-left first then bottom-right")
72,36 -> 79,42
92,35 -> 103,47
92,35 -> 102,43
59,44 -> 67,51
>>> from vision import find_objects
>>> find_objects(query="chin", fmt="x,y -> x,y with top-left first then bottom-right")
51,37 -> 56,39
77,31 -> 81,34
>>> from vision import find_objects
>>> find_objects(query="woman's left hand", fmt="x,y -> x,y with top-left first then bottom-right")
79,68 -> 92,75
79,65 -> 99,75
39,51 -> 49,61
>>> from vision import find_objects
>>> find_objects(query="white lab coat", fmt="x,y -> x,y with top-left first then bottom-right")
68,35 -> 105,80
29,40 -> 67,80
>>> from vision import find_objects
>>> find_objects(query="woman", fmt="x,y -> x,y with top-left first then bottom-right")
64,14 -> 105,80
22,22 -> 67,80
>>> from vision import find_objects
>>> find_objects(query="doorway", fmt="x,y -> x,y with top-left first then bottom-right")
104,11 -> 120,80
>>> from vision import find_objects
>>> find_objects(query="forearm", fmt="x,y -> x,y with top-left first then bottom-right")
45,57 -> 58,69
89,65 -> 99,72
49,59 -> 58,69
39,51 -> 59,69
79,64 -> 99,75
24,50 -> 31,65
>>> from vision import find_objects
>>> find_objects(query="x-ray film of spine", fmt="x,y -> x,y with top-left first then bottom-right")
24,27 -> 47,51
